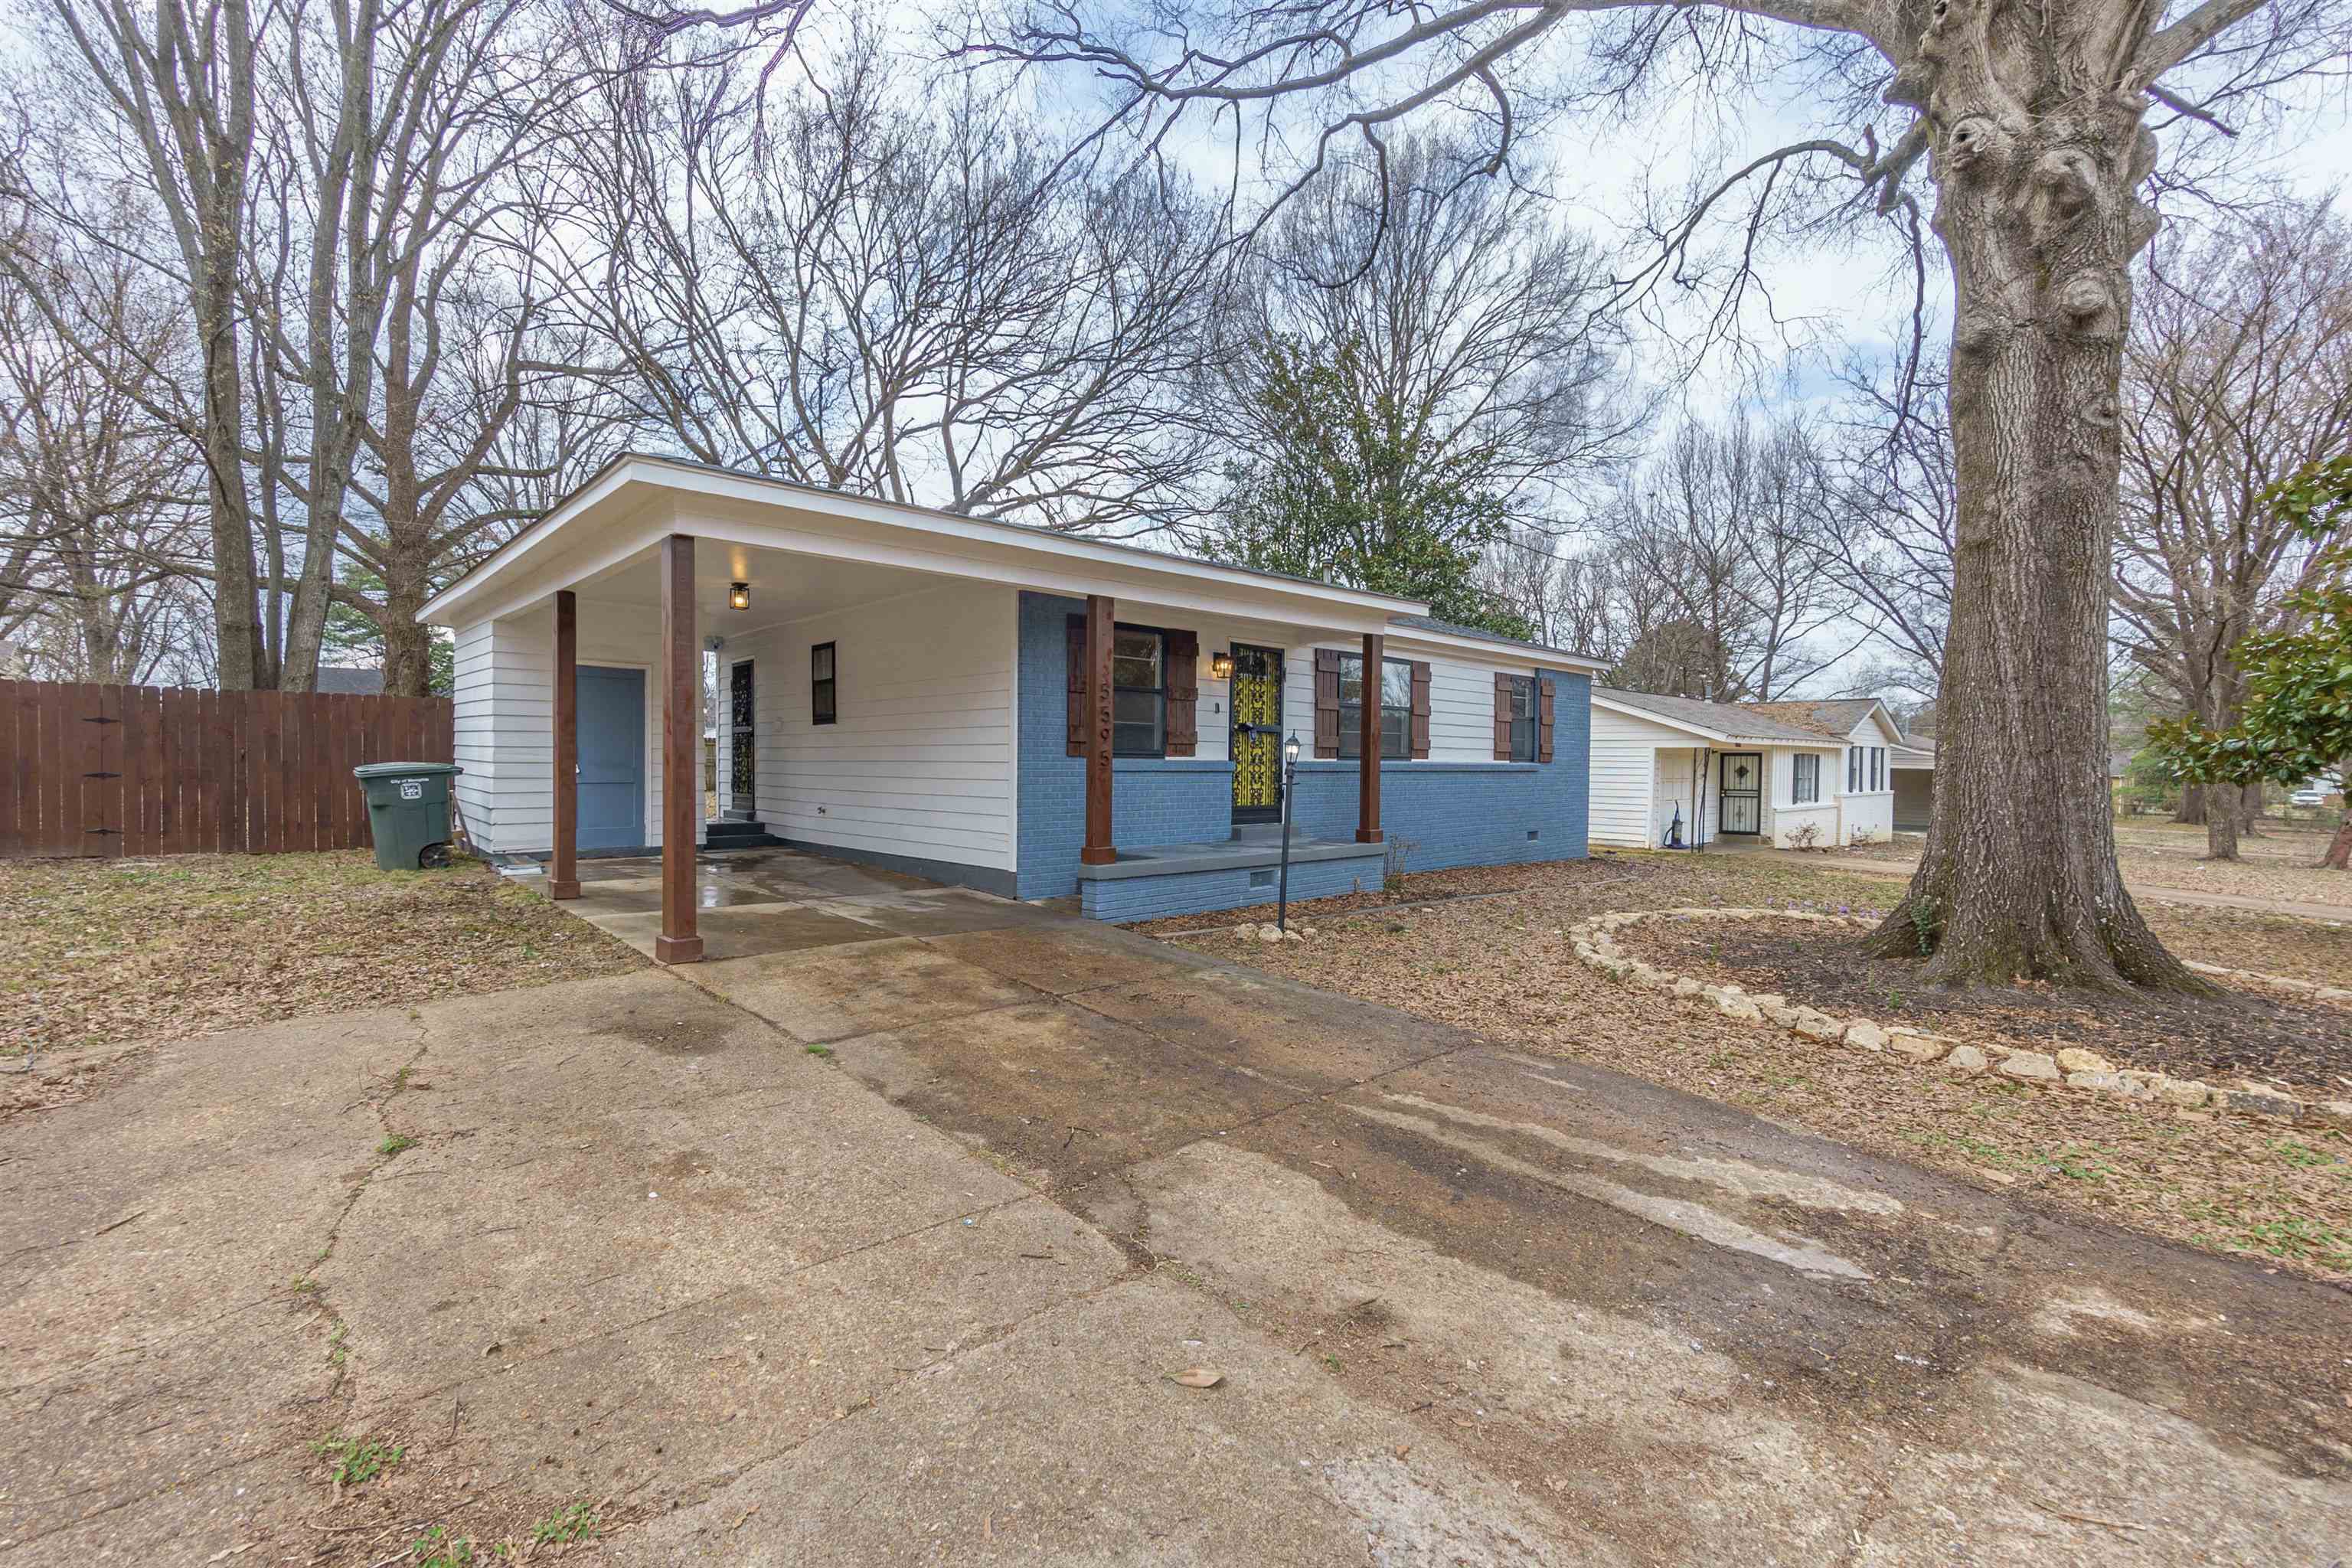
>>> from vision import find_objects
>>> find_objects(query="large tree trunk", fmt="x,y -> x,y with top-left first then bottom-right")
2206,802 -> 2239,861
1864,8 -> 2200,991
2174,780 -> 2205,825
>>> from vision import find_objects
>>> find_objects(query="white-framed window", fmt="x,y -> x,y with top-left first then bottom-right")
1794,753 -> 1821,805
1870,746 -> 1886,791
1847,746 -> 1862,792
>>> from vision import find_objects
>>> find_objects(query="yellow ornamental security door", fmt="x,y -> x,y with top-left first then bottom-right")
1230,645 -> 1284,823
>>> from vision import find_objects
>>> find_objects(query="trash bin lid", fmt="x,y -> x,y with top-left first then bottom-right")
351,761 -> 464,779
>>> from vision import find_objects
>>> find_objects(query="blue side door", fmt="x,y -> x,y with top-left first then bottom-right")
577,665 -> 645,851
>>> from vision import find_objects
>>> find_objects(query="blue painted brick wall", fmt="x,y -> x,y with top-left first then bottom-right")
1017,593 -> 1235,900
1082,850 -> 1389,921
1289,671 -> 1590,876
1018,593 -> 1593,906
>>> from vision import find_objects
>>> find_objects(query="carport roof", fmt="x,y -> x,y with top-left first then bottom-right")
419,453 -> 1606,667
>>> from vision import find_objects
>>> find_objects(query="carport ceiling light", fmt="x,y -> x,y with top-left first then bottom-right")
729,581 -> 750,611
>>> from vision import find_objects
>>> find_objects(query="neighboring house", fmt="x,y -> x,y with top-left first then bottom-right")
420,454 -> 1602,952
1587,691 -> 1905,850
1890,733 -> 1936,832
314,665 -> 387,695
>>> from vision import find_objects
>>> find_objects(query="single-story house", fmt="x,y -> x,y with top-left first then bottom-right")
1586,691 -> 1904,850
315,665 -> 387,695
420,454 -> 1602,960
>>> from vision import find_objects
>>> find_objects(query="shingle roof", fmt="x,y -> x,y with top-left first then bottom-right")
315,666 -> 385,695
1384,615 -> 1602,664
1738,697 -> 1885,740
1595,688 -> 1841,746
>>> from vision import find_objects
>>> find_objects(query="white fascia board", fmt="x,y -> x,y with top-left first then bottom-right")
1378,627 -> 1608,672
1589,691 -> 1838,749
426,458 -> 1426,631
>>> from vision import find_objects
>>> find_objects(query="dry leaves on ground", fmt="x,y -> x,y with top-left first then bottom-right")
1844,829 -> 2349,908
1162,851 -> 2352,1283
2,851 -> 643,1057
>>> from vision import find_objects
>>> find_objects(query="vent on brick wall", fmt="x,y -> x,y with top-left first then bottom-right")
1250,869 -> 1275,888
1527,828 -> 1540,840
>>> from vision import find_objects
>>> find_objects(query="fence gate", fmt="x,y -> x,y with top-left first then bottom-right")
0,680 -> 453,858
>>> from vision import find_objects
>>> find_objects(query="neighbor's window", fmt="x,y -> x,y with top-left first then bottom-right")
1338,654 -> 1413,760
1505,675 -> 1539,763
812,642 -> 837,725
1794,753 -> 1821,804
1846,746 -> 1862,792
1112,626 -> 1166,756
1870,746 -> 1886,790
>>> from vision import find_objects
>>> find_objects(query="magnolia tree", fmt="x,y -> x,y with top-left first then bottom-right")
2149,456 -> 2352,871
972,0 -> 2349,990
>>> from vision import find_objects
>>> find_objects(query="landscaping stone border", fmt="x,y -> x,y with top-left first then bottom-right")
1567,907 -> 2352,1129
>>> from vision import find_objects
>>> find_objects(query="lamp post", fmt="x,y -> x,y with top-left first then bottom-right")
1276,730 -> 1301,932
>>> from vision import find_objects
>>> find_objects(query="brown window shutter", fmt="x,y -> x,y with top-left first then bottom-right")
1410,662 -> 1431,759
1066,615 -> 1087,757
1165,629 -> 1199,756
1493,672 -> 1514,760
1537,676 -> 1555,763
1314,647 -> 1341,758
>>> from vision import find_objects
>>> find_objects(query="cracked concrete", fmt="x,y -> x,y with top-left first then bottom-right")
2,849 -> 2347,1565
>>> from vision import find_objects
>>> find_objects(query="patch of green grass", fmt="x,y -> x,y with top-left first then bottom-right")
410,1524 -> 500,1566
803,1044 -> 833,1059
531,1502 -> 600,1545
377,1133 -> 418,1157
2236,1217 -> 2352,1270
2272,1138 -> 2342,1171
314,1432 -> 403,1488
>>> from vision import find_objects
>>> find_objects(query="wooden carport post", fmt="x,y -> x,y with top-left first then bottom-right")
656,535 -> 704,963
1357,632 -> 1383,844
1080,593 -> 1116,865
550,589 -> 581,899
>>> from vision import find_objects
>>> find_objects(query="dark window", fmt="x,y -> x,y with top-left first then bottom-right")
811,642 -> 837,725
1504,675 -> 1539,763
1338,654 -> 1413,760
1112,626 -> 1166,756
1870,746 -> 1886,791
1794,753 -> 1821,805
1847,746 -> 1862,792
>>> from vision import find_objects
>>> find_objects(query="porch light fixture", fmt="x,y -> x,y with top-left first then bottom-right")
1210,648 -> 1235,681
728,581 -> 750,611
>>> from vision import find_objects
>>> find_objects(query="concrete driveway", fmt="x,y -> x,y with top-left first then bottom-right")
3,850 -> 2344,1565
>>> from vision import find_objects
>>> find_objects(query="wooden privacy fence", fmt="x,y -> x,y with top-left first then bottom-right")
1,680 -> 454,858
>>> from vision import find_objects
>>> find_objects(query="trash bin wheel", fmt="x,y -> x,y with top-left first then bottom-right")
418,841 -> 452,871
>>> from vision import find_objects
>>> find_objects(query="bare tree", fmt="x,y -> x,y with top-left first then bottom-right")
0,237 -> 210,682
1815,355 -> 1956,702
536,36 -> 1226,533
12,0 -> 274,688
975,0 -> 2350,987
1599,413 -> 1853,701
2110,203 -> 2352,861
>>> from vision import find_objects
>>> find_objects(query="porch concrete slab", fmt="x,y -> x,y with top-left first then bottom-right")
681,937 -> 1045,1044
599,1270 -> 1603,1568
1070,962 -> 1458,1093
583,903 -> 901,962
561,875 -> 804,914
921,920 -> 1217,994
820,889 -> 1064,939
342,1197 -> 1126,1518
827,1000 -> 1301,1193
739,860 -> 937,900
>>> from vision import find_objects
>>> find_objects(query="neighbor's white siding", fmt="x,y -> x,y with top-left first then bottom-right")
448,602 -> 697,856
725,582 -> 1015,872
1589,705 -> 1694,847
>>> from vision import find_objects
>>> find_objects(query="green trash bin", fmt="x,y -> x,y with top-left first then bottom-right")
354,762 -> 463,871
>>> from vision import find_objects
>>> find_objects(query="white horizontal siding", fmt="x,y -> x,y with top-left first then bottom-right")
1589,707 -> 1693,847
726,582 -> 1014,872
452,602 -> 698,856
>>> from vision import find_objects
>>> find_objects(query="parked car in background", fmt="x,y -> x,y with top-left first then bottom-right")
2288,788 -> 2328,807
